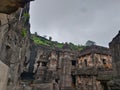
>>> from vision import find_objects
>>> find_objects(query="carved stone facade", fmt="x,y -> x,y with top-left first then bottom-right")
31,48 -> 78,90
30,45 -> 112,90
76,45 -> 112,90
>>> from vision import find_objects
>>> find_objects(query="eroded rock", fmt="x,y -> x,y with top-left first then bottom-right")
0,0 -> 34,14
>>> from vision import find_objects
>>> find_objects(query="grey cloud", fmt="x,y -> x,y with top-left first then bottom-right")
30,0 -> 120,47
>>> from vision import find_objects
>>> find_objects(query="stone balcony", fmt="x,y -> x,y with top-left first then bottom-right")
96,69 -> 113,81
74,66 -> 113,81
76,67 -> 97,76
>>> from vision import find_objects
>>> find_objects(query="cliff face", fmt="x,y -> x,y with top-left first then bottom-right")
109,31 -> 120,77
108,31 -> 120,90
0,4 -> 31,90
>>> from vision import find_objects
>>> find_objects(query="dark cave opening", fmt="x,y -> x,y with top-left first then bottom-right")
71,75 -> 76,88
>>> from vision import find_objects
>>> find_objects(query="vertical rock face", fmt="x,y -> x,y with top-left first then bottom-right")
0,3 -> 31,90
108,31 -> 120,90
109,31 -> 120,77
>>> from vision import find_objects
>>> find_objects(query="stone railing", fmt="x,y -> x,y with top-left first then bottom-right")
76,67 -> 97,75
97,70 -> 113,81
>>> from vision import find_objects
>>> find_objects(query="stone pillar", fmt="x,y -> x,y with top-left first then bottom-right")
59,52 -> 73,90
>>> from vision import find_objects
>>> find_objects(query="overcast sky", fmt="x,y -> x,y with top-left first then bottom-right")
30,0 -> 120,47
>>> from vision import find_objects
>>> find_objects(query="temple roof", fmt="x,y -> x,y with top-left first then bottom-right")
79,45 -> 111,57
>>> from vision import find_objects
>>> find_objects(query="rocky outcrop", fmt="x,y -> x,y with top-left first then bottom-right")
0,3 -> 31,90
109,31 -> 120,77
108,31 -> 120,90
0,0 -> 34,14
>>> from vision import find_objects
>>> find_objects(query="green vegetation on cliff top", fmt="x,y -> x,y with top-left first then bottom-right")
31,34 -> 85,51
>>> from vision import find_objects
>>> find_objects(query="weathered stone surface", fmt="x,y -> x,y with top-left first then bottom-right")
76,45 -> 112,90
109,31 -> 120,77
0,61 -> 9,90
31,46 -> 78,90
0,3 -> 32,90
32,83 -> 53,90
108,31 -> 120,90
0,0 -> 34,14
